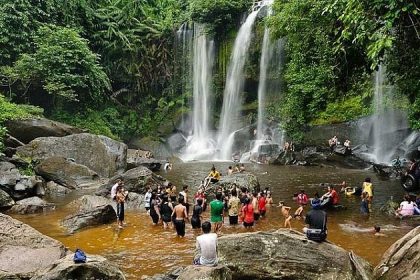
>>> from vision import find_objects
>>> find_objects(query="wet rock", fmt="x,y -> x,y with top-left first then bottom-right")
96,166 -> 168,197
4,133 -> 25,148
5,117 -> 84,144
34,157 -> 99,188
0,213 -> 67,278
217,229 -> 372,280
374,226 -> 420,280
31,253 -> 126,280
272,150 -> 297,165
166,133 -> 186,153
214,172 -> 260,193
16,133 -> 127,177
0,189 -> 15,208
9,197 -> 55,214
61,204 -> 116,234
68,194 -> 145,215
127,149 -> 163,171
44,181 -> 71,196
177,265 -> 232,280
0,162 -> 20,186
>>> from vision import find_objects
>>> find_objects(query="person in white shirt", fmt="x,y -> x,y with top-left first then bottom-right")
111,179 -> 122,201
144,187 -> 152,213
193,221 -> 218,266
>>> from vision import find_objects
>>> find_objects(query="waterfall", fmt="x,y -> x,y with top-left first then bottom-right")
181,24 -> 216,161
217,10 -> 260,160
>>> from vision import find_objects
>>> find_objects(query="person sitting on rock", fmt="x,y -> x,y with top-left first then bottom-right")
193,221 -> 218,266
204,166 -> 221,188
395,195 -> 415,217
239,164 -> 246,173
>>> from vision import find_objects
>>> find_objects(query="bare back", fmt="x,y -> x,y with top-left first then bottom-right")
173,204 -> 187,220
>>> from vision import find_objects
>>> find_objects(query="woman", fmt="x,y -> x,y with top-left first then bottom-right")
396,195 -> 415,217
160,195 -> 173,229
149,192 -> 161,225
116,185 -> 126,229
241,197 -> 254,228
191,199 -> 203,229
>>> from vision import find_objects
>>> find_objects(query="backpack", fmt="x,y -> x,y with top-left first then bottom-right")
73,248 -> 87,263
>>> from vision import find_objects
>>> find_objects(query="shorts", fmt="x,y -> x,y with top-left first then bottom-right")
229,215 -> 238,225
117,203 -> 124,221
174,219 -> 186,237
259,210 -> 266,217
150,211 -> 159,224
210,178 -> 219,183
162,214 -> 172,223
243,221 -> 254,228
253,213 -> 260,221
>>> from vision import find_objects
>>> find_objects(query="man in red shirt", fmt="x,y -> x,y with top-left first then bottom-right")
258,192 -> 267,217
322,186 -> 339,206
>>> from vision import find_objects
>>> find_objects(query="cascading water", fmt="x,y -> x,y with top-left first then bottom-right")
216,10 -> 260,160
181,24 -> 216,161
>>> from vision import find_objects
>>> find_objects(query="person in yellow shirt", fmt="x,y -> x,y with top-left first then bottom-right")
204,166 -> 221,189
362,178 -> 374,212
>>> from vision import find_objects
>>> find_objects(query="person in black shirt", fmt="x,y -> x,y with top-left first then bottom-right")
303,198 -> 327,242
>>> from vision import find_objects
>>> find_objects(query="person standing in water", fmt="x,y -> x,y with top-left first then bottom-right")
362,178 -> 374,212
191,199 -> 204,229
115,185 -> 126,229
210,192 -> 224,233
160,195 -> 174,229
172,196 -> 189,237
241,197 -> 254,228
227,189 -> 241,225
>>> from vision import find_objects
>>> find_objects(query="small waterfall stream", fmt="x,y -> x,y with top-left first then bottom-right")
217,10 -> 260,160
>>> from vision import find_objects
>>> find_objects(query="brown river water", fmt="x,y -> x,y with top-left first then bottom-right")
10,162 -> 420,279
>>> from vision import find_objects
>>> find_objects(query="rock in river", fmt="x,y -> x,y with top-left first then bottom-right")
0,188 -> 15,208
61,204 -> 116,233
16,133 -> 127,177
8,196 -> 55,214
374,226 -> 420,280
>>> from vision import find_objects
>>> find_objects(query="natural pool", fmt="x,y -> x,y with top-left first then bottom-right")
11,162 -> 419,279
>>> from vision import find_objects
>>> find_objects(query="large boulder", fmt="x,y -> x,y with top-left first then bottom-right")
217,230 -> 372,280
213,173 -> 260,193
31,253 -> 126,280
61,204 -> 116,234
0,189 -> 15,208
16,133 -> 127,177
0,214 -> 67,279
5,118 -> 84,144
374,226 -> 420,280
44,181 -> 72,196
96,166 -> 168,197
128,136 -> 172,159
34,157 -> 99,188
127,149 -> 163,171
8,197 -> 55,214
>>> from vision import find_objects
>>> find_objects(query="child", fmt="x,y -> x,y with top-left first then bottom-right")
373,225 -> 386,237
278,201 -> 292,229
360,192 -> 369,214
293,204 -> 304,220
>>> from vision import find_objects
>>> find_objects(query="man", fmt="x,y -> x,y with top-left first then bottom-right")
205,166 -> 221,188
171,196 -> 189,237
252,192 -> 260,221
210,192 -> 224,233
227,189 -> 241,225
304,199 -> 327,242
193,221 -> 218,266
321,185 -> 339,207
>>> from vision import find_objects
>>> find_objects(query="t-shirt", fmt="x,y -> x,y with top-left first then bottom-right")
330,189 -> 339,205
305,209 -> 327,230
399,201 -> 415,216
228,196 -> 241,216
110,183 -> 119,199
297,193 -> 308,205
196,233 -> 218,266
209,170 -> 221,180
210,200 -> 224,222
144,192 -> 152,208
363,182 -> 373,197
258,197 -> 266,211
242,204 -> 254,223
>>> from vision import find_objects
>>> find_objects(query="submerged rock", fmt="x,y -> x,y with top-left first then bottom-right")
61,204 -> 116,234
34,156 -> 99,188
5,117 -> 84,144
0,213 -> 67,278
16,133 -> 127,177
217,230 -> 372,280
374,226 -> 420,280
31,253 -> 126,280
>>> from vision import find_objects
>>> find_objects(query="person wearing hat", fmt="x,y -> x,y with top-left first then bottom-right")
303,198 -> 327,242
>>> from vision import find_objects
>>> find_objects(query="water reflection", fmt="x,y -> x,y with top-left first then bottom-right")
11,163 -> 419,279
